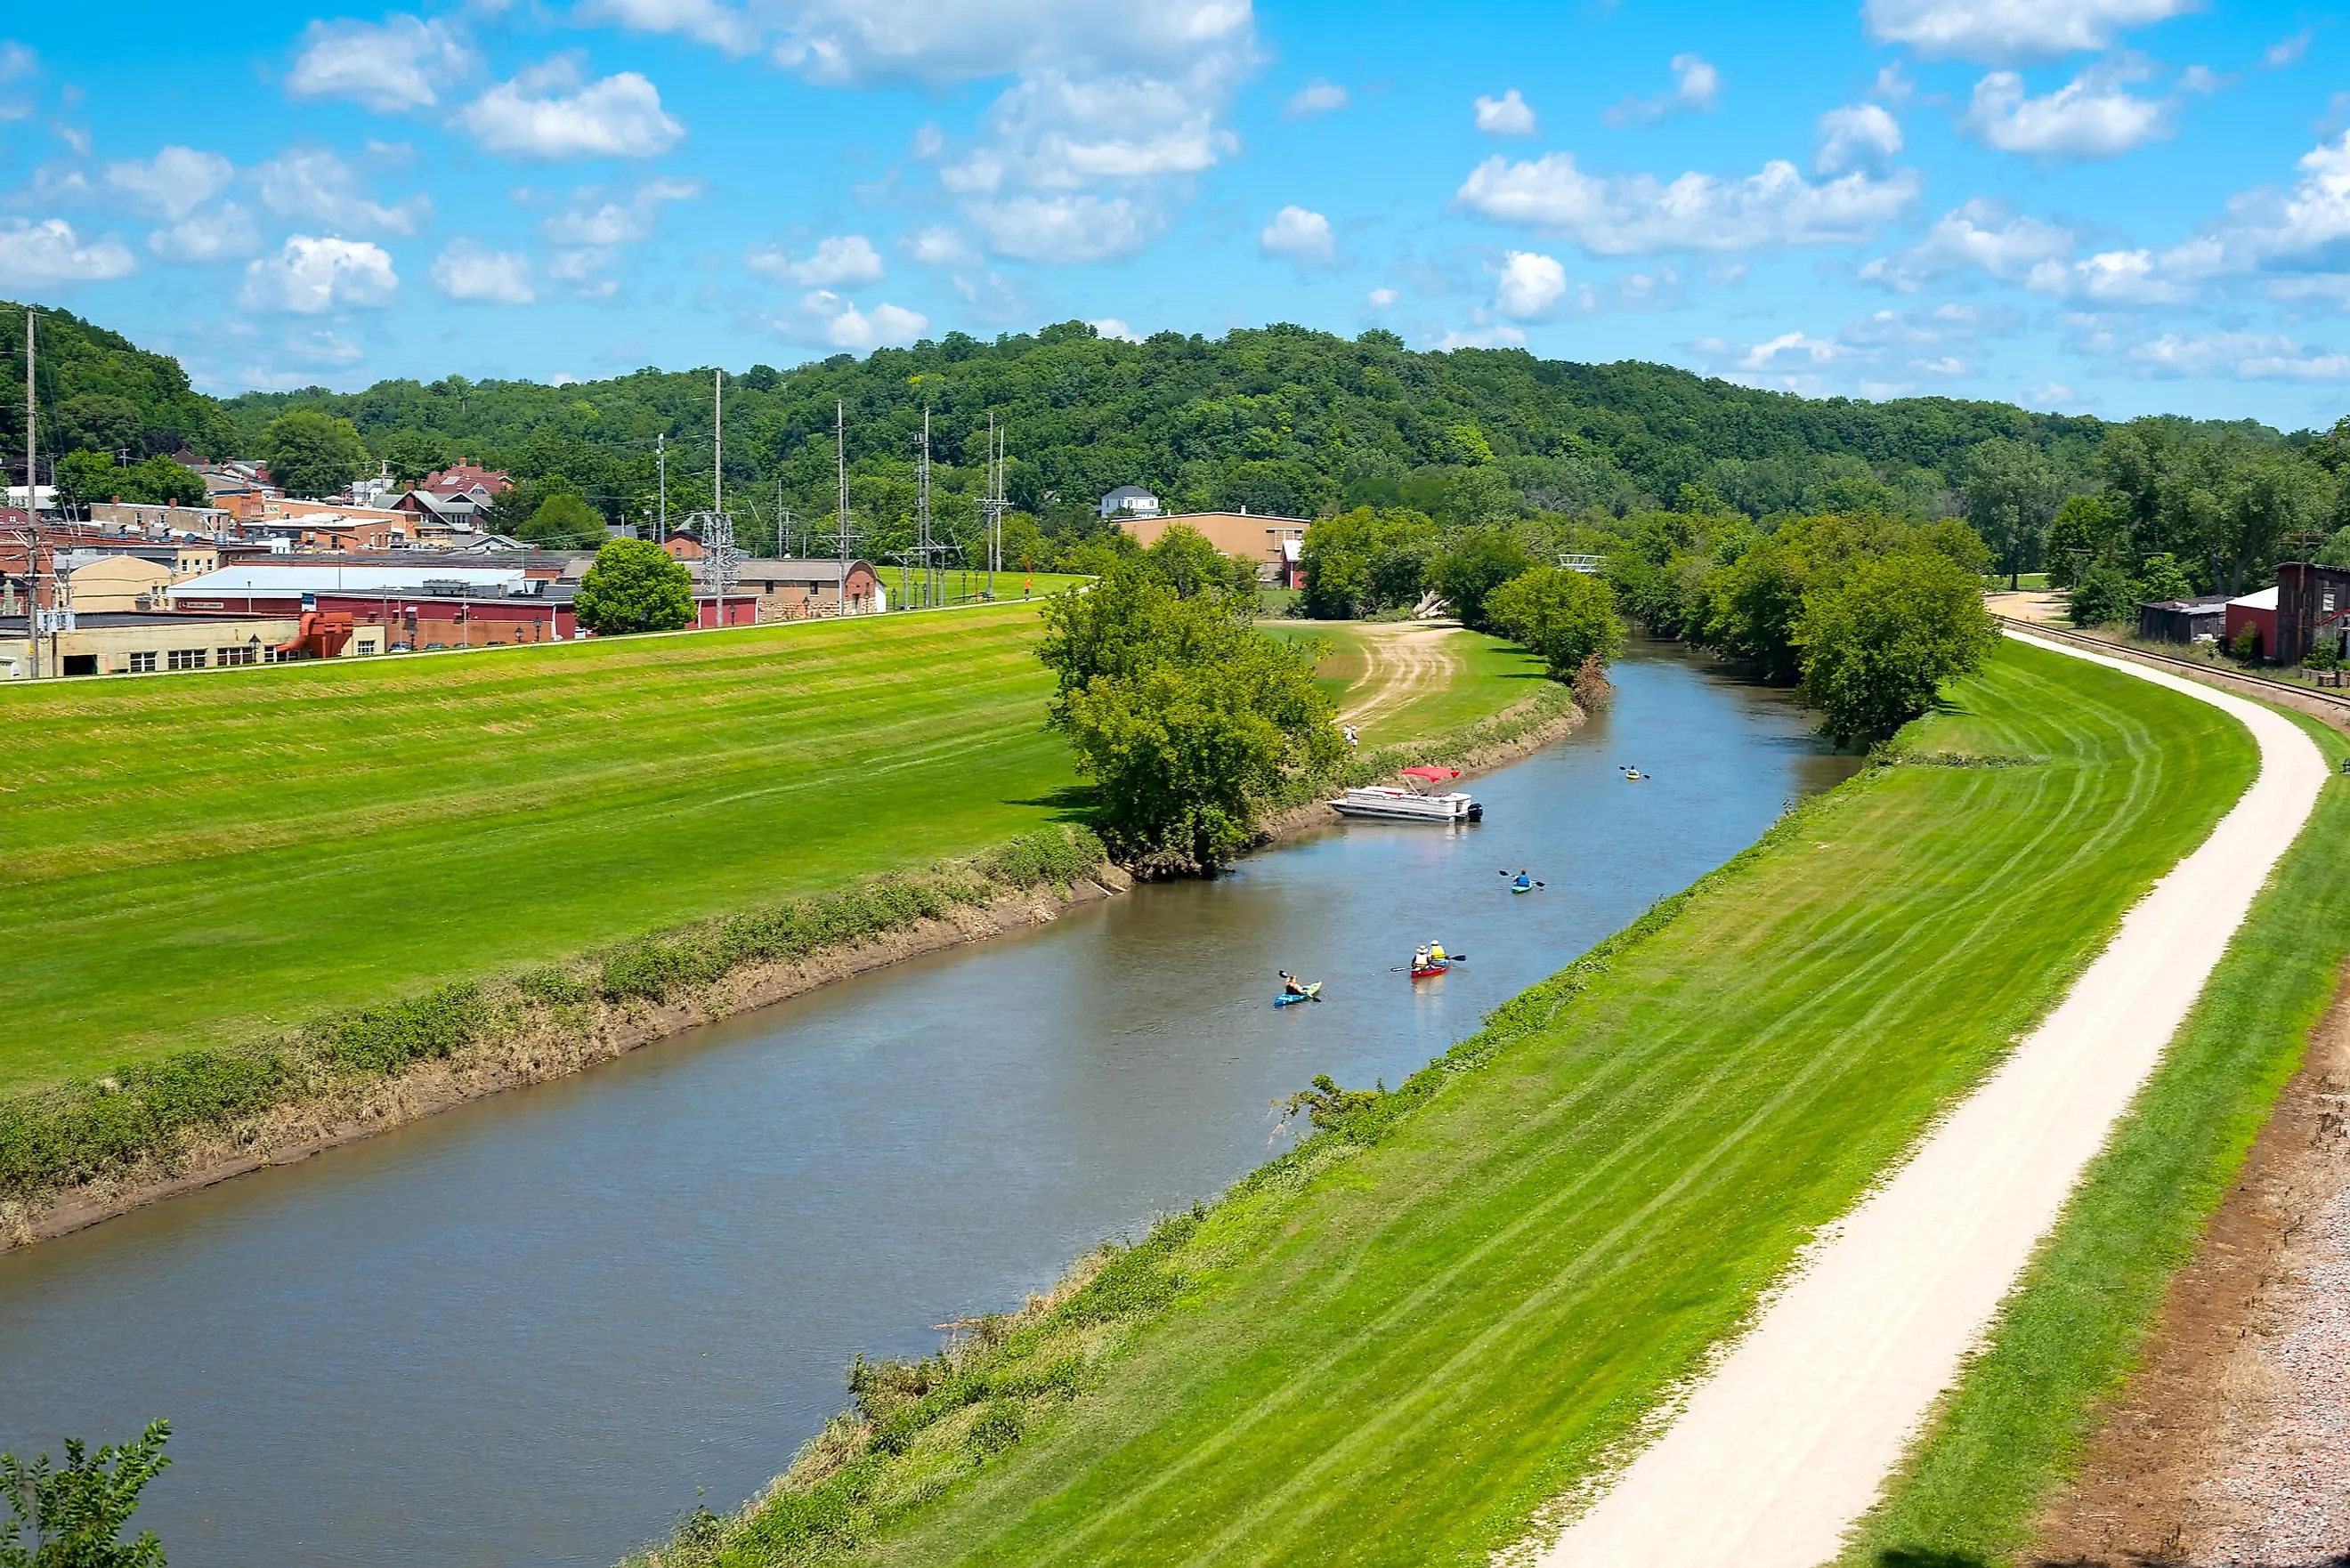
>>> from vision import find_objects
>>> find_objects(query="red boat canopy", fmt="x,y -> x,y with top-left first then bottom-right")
1400,765 -> 1461,782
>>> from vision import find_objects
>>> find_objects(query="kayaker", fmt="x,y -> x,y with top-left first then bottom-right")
1429,939 -> 1448,964
1413,946 -> 1430,972
1512,869 -> 1533,891
1280,970 -> 1309,998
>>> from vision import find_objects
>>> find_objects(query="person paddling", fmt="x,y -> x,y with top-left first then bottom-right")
1511,869 -> 1533,892
1413,945 -> 1430,972
1280,970 -> 1309,998
1428,939 -> 1448,965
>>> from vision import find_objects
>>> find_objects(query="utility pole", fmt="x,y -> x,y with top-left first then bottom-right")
25,304 -> 39,679
981,412 -> 1009,604
656,432 -> 667,545
917,406 -> 933,609
712,368 -> 723,625
835,400 -> 849,617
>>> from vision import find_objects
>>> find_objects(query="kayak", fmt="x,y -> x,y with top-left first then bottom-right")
1410,961 -> 1450,980
1511,881 -> 1534,893
1275,982 -> 1323,1006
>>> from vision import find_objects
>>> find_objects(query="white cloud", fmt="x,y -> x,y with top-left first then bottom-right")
747,233 -> 885,287
1862,0 -> 2195,61
287,14 -> 474,112
1817,103 -> 1903,174
1960,62 -> 2168,158
258,148 -> 432,236
1260,204 -> 1334,263
578,0 -> 760,55
1605,54 -> 1720,126
1091,317 -> 1142,340
2211,131 -> 2350,270
904,224 -> 979,267
1473,88 -> 1537,137
1431,324 -> 1527,351
432,240 -> 534,304
1287,79 -> 1347,117
2127,329 -> 2350,381
104,146 -> 233,221
1858,198 -> 2072,289
539,176 -> 700,246
963,193 -> 1155,263
2265,30 -> 2313,70
0,218 -> 135,286
758,0 -> 1253,88
1493,249 -> 1568,320
794,289 -> 928,350
1739,331 -> 1848,372
1459,152 -> 1919,255
239,234 -> 398,313
1365,286 -> 1398,308
460,59 -> 684,159
149,203 -> 261,263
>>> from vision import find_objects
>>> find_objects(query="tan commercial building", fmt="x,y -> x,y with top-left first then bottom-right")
61,554 -> 173,611
1114,510 -> 1309,580
1,611 -> 303,680
724,558 -> 886,618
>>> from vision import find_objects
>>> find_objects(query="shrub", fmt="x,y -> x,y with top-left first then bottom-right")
1483,565 -> 1626,680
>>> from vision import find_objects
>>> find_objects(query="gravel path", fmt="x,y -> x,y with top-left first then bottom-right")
1338,621 -> 1463,735
1535,631 -> 2330,1568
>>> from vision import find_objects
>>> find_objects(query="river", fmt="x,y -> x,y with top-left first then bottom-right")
0,643 -> 1853,1567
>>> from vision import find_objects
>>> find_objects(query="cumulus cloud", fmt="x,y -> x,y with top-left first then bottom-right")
1091,317 -> 1142,341
432,240 -> 535,304
748,233 -> 886,287
1431,324 -> 1527,352
2127,329 -> 2350,380
1286,78 -> 1347,117
239,234 -> 398,313
1492,249 -> 1568,320
149,204 -> 261,263
1858,198 -> 2072,289
1260,204 -> 1334,264
578,0 -> 760,55
1458,152 -> 1919,255
460,59 -> 685,159
1473,88 -> 1537,137
793,289 -> 928,350
963,193 -> 1155,263
754,0 -> 1252,88
1604,54 -> 1720,126
1960,62 -> 2168,158
539,177 -> 700,246
104,146 -> 233,221
2265,31 -> 2313,70
0,218 -> 135,287
1862,0 -> 2195,61
287,14 -> 474,112
258,148 -> 431,235
1817,103 -> 1902,174
1365,286 -> 1398,308
904,225 -> 979,267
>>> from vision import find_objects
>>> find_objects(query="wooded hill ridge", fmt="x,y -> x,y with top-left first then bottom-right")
0,303 -> 2314,553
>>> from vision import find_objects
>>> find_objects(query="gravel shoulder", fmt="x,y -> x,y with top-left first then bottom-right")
1534,630 -> 2330,1568
1336,621 -> 1464,734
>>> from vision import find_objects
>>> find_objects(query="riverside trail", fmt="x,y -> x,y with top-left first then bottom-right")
1536,629 -> 2328,1568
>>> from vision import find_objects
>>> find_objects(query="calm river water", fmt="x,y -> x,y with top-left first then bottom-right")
0,643 -> 1852,1567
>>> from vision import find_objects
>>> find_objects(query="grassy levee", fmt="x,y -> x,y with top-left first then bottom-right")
1839,707 -> 2350,1567
647,637 -> 2257,1568
1,607 -> 1077,1092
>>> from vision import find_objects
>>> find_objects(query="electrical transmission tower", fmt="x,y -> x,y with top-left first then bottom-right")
980,412 -> 1009,602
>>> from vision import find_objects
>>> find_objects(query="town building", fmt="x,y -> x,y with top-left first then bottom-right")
1114,509 -> 1310,581
2275,562 -> 2350,665
2224,586 -> 2278,657
2136,594 -> 2231,644
1098,485 -> 1162,521
0,610 -> 303,679
55,553 -> 173,611
709,557 -> 885,618
87,502 -> 237,538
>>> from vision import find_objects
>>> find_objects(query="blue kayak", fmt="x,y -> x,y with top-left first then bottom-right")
1275,982 -> 1323,1006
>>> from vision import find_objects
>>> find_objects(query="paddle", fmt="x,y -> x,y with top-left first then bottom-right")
1387,952 -> 1470,971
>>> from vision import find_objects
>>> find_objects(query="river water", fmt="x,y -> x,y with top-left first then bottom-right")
0,643 -> 1852,1567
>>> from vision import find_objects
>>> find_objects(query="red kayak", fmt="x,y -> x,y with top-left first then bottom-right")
1410,960 -> 1451,980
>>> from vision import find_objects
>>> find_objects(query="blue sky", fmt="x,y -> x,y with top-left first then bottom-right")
2,0 -> 2346,428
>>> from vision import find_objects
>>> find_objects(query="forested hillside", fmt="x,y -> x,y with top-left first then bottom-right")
1,301 -> 238,468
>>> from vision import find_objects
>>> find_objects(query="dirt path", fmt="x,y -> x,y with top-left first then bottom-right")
1338,621 -> 1463,736
1535,630 -> 2330,1568
2030,974 -> 2350,1567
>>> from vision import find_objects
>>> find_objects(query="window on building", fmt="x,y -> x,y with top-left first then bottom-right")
127,651 -> 158,673
218,645 -> 257,667
167,648 -> 206,670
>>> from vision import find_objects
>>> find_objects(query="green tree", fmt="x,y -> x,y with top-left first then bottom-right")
1,1419 -> 170,1568
1037,559 -> 1340,870
1794,549 -> 1999,747
1142,524 -> 1256,601
1483,566 -> 1626,679
2135,552 -> 2194,602
2315,525 -> 2350,570
1429,526 -> 1530,631
518,489 -> 608,550
382,429 -> 452,484
54,394 -> 144,458
1959,438 -> 2062,588
2044,492 -> 2127,587
1297,507 -> 1436,618
52,450 -> 123,513
2067,562 -> 2137,628
257,408 -> 369,499
573,537 -> 694,634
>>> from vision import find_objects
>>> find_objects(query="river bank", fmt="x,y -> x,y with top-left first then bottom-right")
0,683 -> 1579,1252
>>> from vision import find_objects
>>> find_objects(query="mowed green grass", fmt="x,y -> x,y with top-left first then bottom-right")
1,607 -> 1081,1092
1262,622 -> 1548,744
835,640 -> 2257,1567
1843,708 -> 2350,1566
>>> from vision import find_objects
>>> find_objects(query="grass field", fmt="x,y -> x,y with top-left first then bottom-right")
1841,707 -> 2350,1566
3,603 -> 1536,1096
878,569 -> 1090,607
706,639 -> 2260,1567
1262,622 -> 1549,744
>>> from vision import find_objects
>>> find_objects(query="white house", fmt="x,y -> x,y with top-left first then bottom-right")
1098,485 -> 1162,521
